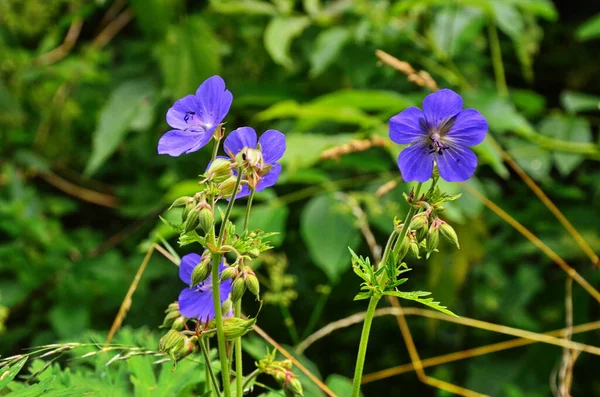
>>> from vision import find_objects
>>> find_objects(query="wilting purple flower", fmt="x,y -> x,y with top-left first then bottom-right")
389,89 -> 487,182
158,76 -> 233,157
178,253 -> 232,321
224,127 -> 286,198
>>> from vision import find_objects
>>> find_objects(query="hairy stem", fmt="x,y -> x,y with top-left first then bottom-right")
217,171 -> 244,247
211,252 -> 231,397
351,294 -> 381,397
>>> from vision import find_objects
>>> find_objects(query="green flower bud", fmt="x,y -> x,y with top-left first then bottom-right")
206,158 -> 233,183
181,198 -> 196,221
439,221 -> 460,249
172,335 -> 199,361
171,316 -> 186,331
198,205 -> 214,234
183,206 -> 201,233
222,317 -> 256,340
395,236 -> 410,261
159,310 -> 181,329
245,272 -> 260,298
248,248 -> 260,259
284,377 -> 304,397
409,240 -> 421,259
191,256 -> 212,286
231,277 -> 246,302
169,196 -> 192,210
409,213 -> 428,230
220,266 -> 238,281
221,298 -> 232,316
158,329 -> 185,354
426,222 -> 440,258
219,176 -> 241,198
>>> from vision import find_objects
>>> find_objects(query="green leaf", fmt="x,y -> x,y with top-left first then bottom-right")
247,204 -> 289,247
85,79 -> 156,176
209,0 -> 278,15
0,357 -> 28,390
6,376 -> 55,397
576,13 -> 600,41
156,16 -> 221,98
385,290 -> 457,317
325,374 -> 355,396
264,16 -> 311,69
130,0 -> 182,38
539,115 -> 592,176
432,6 -> 485,57
492,3 -> 524,40
309,27 -> 350,77
561,91 -> 600,113
300,194 -> 360,283
310,90 -> 413,111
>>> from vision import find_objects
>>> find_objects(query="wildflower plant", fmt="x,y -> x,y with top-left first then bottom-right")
350,89 -> 487,396
155,75 -> 293,397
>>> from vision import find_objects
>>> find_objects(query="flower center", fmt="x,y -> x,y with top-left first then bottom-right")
423,115 -> 456,155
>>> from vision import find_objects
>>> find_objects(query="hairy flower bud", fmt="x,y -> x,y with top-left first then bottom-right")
183,206 -> 201,233
409,240 -> 421,259
248,248 -> 260,259
396,236 -> 410,261
426,221 -> 441,258
222,317 -> 256,340
409,213 -> 428,231
284,377 -> 304,397
169,196 -> 192,210
206,158 -> 233,183
439,221 -> 460,249
171,316 -> 186,331
245,272 -> 260,298
181,197 -> 196,221
191,256 -> 212,286
197,205 -> 214,234
219,176 -> 241,198
220,266 -> 238,281
158,329 -> 185,354
231,277 -> 246,302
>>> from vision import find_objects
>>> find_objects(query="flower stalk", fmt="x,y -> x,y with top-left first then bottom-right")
351,294 -> 381,397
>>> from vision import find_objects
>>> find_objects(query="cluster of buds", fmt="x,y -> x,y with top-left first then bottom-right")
396,209 -> 459,260
258,351 -> 303,397
160,302 -> 186,331
170,192 -> 214,234
158,329 -> 199,362
222,265 -> 260,302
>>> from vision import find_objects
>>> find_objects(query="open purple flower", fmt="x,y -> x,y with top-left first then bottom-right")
178,253 -> 232,321
389,89 -> 487,182
158,76 -> 233,157
224,127 -> 286,198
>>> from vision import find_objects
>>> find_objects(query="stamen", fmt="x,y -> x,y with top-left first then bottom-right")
184,111 -> 196,123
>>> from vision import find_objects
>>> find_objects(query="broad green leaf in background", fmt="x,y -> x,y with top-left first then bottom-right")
300,194 -> 360,283
209,0 -> 278,15
264,16 -> 311,69
309,27 -> 351,77
576,13 -> 600,40
433,6 -> 486,57
282,132 -> 355,173
310,90 -> 414,112
491,3 -> 524,40
85,79 -> 156,176
130,0 -> 182,38
156,16 -> 221,98
325,374 -> 356,396
561,91 -> 600,113
539,115 -> 592,176
247,204 -> 289,247
506,139 -> 552,181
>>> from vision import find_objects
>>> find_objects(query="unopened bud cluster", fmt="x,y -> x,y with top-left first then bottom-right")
158,329 -> 199,362
160,302 -> 186,331
396,209 -> 459,260
258,352 -> 304,397
225,266 -> 260,302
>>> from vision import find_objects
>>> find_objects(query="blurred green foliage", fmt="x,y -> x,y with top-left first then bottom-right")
1,0 -> 600,395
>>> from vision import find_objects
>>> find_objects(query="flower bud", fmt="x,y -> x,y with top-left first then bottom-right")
191,257 -> 212,286
181,197 -> 196,221
245,272 -> 260,298
159,310 -> 181,329
231,277 -> 246,302
183,206 -> 200,233
439,221 -> 460,249
409,240 -> 421,259
222,317 -> 256,340
426,222 -> 440,258
171,316 -> 186,331
198,205 -> 214,234
206,158 -> 233,183
220,266 -> 238,281
172,335 -> 199,361
221,298 -> 233,316
169,196 -> 192,210
158,329 -> 185,354
219,176 -> 241,198
395,236 -> 410,261
248,248 -> 260,259
284,377 -> 304,397
236,148 -> 264,171
409,213 -> 428,231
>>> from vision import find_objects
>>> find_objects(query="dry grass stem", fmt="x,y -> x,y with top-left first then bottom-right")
320,137 -> 389,161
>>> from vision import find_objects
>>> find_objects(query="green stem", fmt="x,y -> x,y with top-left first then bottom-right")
351,294 -> 381,397
280,305 -> 300,344
217,171 -> 244,247
377,231 -> 398,271
211,134 -> 222,163
300,287 -> 331,340
242,369 -> 261,390
391,182 -> 423,260
211,252 -> 231,397
201,338 -> 222,397
487,20 -> 508,97
243,189 -> 256,231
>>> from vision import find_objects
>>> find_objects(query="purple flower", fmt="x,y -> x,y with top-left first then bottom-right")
389,89 -> 487,182
158,76 -> 233,157
224,127 -> 286,198
178,253 -> 233,321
